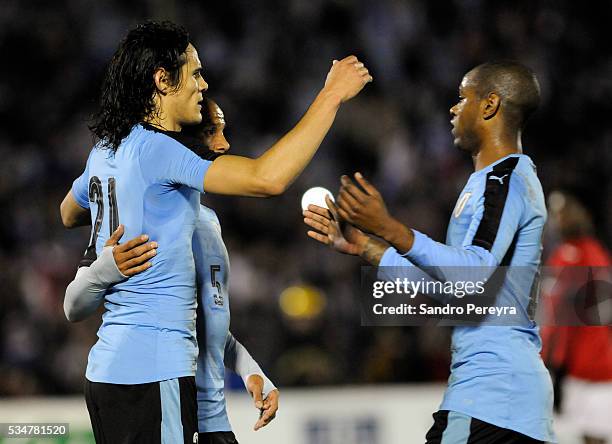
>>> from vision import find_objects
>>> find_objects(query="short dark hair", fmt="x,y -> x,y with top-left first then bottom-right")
469,61 -> 541,131
90,21 -> 190,151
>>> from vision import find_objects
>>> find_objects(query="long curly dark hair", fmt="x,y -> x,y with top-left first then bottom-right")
89,21 -> 190,152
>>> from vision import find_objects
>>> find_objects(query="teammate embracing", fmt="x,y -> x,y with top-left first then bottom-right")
304,61 -> 556,443
60,21 -> 371,443
64,98 -> 276,443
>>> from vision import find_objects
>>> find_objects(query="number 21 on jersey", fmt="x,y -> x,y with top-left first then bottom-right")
81,176 -> 120,266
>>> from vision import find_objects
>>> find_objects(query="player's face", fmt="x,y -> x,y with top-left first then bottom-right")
170,44 -> 208,128
202,102 -> 230,154
450,74 -> 481,153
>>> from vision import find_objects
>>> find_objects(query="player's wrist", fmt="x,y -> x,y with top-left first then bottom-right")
370,213 -> 396,239
380,217 -> 414,254
246,373 -> 264,383
317,87 -> 343,108
91,246 -> 128,284
354,233 -> 369,256
357,237 -> 372,260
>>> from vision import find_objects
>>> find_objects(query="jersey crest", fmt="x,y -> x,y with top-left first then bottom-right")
453,192 -> 472,218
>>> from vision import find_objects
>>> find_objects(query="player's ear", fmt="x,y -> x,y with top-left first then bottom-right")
153,68 -> 170,95
482,92 -> 501,120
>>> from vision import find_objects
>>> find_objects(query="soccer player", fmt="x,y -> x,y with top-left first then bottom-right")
187,99 -> 280,442
59,21 -> 371,443
540,191 -> 612,444
64,97 -> 277,444
304,61 -> 556,443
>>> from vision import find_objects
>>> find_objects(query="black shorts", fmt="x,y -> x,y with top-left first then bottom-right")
85,377 -> 198,444
425,410 -> 544,444
198,431 -> 239,444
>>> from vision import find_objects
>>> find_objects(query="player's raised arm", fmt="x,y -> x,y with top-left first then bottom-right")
203,56 -> 372,197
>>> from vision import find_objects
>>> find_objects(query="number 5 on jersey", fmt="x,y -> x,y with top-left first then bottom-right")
211,265 -> 223,306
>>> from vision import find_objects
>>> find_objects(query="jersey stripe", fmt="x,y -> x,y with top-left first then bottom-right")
472,156 -> 520,251
160,379 -> 183,443
441,411 -> 471,443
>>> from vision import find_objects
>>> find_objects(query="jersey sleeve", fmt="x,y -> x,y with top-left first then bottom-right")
380,247 -> 416,268
224,332 -> 277,397
64,246 -> 126,322
406,171 -> 526,269
379,247 -> 418,280
378,247 -> 457,303
71,152 -> 93,209
139,135 -> 212,192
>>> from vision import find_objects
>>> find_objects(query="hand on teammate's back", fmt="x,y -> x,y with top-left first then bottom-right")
323,55 -> 373,103
105,225 -> 158,276
303,196 -> 369,256
246,374 -> 279,431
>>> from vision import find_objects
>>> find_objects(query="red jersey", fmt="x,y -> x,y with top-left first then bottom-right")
541,237 -> 612,381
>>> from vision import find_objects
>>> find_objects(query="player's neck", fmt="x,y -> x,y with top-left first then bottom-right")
143,100 -> 182,132
143,115 -> 181,132
472,130 -> 522,171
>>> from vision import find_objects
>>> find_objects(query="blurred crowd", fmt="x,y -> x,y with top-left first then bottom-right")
0,0 -> 611,395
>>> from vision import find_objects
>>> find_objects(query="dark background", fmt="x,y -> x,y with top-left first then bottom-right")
0,0 -> 610,395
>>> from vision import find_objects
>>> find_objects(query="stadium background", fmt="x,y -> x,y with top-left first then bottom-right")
0,0 -> 610,443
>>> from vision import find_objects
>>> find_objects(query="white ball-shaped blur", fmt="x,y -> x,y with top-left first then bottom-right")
301,187 -> 335,211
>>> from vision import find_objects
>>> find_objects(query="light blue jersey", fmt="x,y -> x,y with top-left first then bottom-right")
192,206 -> 232,432
381,154 -> 555,442
71,124 -> 211,384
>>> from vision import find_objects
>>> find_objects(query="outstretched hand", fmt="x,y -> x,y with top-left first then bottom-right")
337,173 -> 393,237
105,225 -> 157,276
303,196 -> 369,256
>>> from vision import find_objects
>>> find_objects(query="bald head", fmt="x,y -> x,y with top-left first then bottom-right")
467,61 -> 541,131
